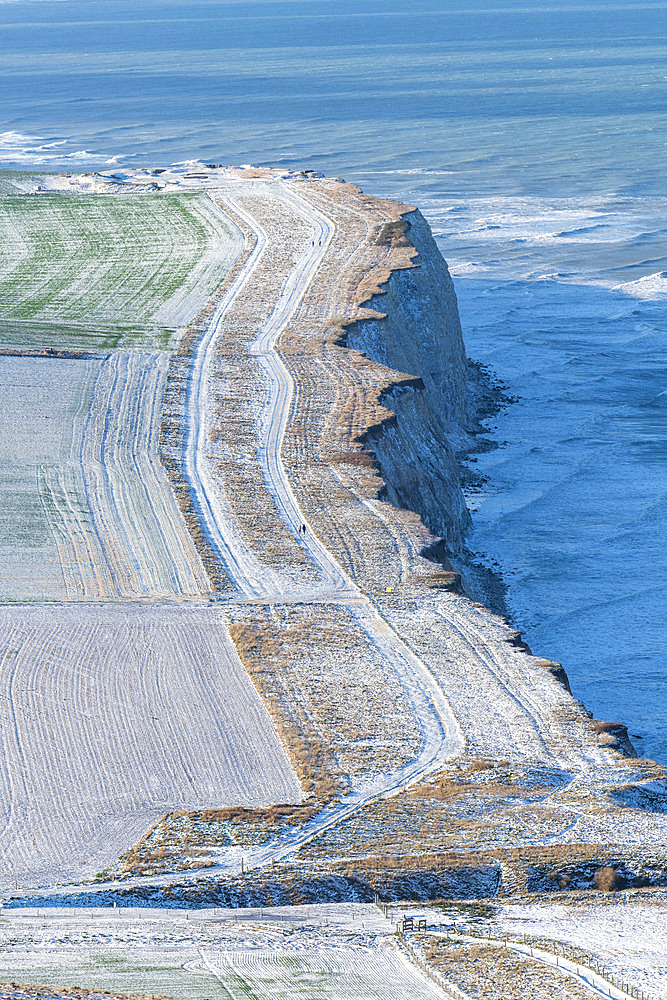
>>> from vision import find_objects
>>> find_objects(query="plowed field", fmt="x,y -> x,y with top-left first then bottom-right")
0,604 -> 302,890
0,353 -> 209,600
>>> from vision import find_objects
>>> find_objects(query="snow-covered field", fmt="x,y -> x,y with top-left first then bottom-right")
0,355 -> 94,599
203,946 -> 443,1000
494,895 -> 667,1000
0,192 -> 242,349
3,168 -> 666,1000
0,352 -> 209,600
0,904 -> 435,1000
0,604 -> 302,890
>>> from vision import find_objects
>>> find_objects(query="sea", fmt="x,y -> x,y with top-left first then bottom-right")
1,0 -> 665,760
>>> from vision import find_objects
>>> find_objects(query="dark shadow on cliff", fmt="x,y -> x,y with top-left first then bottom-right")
445,357 -> 520,620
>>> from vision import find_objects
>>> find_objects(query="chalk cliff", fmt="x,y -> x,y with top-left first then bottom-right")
344,208 -> 475,556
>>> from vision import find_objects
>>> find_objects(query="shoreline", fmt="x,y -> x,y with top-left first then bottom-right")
0,165 -> 664,905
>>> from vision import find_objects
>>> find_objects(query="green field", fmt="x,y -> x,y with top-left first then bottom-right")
0,191 -> 242,349
0,949 -> 226,1000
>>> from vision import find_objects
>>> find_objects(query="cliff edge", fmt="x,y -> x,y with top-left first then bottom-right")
345,208 -> 474,556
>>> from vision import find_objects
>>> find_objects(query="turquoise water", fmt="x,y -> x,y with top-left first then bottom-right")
1,0 -> 665,758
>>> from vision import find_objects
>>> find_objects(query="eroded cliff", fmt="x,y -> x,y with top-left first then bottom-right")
343,208 -> 475,557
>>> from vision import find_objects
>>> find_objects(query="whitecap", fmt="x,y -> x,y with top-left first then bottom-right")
0,129 -> 120,166
613,272 -> 667,301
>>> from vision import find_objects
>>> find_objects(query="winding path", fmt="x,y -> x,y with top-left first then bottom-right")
5,181 -> 463,901
439,931 -> 636,1000
190,181 -> 464,872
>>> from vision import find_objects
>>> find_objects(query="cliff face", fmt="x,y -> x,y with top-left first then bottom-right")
345,209 -> 474,555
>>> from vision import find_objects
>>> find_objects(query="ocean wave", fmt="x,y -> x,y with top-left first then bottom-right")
0,130 -> 120,166
364,167 -> 456,176
627,227 -> 667,243
613,272 -> 667,301
553,223 -> 611,238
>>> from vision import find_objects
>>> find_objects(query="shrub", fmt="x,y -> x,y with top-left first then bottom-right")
594,865 -> 621,891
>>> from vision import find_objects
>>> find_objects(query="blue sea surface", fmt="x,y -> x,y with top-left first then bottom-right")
1,0 -> 665,758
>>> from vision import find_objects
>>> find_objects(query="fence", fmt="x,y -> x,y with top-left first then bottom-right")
458,926 -> 648,1000
372,895 -> 649,1000
396,932 -> 470,999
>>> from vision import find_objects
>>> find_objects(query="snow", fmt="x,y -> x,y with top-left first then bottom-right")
0,355 -> 94,599
0,603 -> 302,890
495,895 -> 667,999
3,166 -> 667,939
0,190 -> 243,349
0,352 -> 209,600
178,177 -> 465,873
0,904 -> 438,1000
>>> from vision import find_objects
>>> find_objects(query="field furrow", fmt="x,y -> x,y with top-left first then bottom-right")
0,604 -> 303,889
203,945 -> 444,1000
77,351 -> 212,598
0,193 -> 243,350
0,352 -> 210,601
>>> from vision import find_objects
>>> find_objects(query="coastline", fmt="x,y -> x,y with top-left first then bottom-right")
294,177 -> 640,760
0,165 -> 664,907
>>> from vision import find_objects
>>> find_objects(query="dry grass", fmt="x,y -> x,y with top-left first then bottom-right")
114,802 -> 319,878
418,936 -> 594,999
326,449 -> 378,468
297,761 -> 565,863
194,196 -> 319,582
0,986 -> 181,1000
228,618 -> 348,805
127,176 -> 667,888
593,865 -> 622,892
274,180 -> 445,597
375,219 -> 412,247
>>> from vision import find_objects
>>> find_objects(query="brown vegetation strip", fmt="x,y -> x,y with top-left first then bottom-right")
228,616 -> 347,806
0,987 -> 180,1000
418,936 -> 595,1000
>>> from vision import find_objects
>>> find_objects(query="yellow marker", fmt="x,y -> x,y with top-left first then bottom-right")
386,586 -> 392,593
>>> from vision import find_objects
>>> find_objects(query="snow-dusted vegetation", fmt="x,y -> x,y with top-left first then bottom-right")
0,355 -> 94,599
4,168 -> 667,1000
0,192 -> 242,349
494,895 -> 667,1000
204,946 -> 444,1000
0,604 -> 302,889
0,352 -> 209,600
0,905 -> 437,1000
